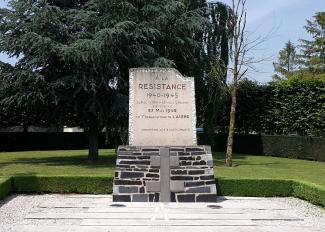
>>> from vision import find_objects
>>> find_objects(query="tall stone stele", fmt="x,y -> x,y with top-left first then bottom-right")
113,68 -> 217,202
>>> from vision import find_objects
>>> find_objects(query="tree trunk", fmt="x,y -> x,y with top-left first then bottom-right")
88,114 -> 99,161
226,83 -> 237,167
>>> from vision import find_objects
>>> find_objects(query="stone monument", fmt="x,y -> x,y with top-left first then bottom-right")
113,68 -> 217,202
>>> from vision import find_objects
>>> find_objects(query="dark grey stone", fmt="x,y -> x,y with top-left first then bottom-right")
120,172 -> 144,179
118,156 -> 137,159
114,180 -> 142,185
171,170 -> 187,175
177,194 -> 195,202
193,160 -> 207,165
200,175 -> 215,180
185,181 -> 205,187
188,170 -> 205,175
119,186 -> 139,193
120,160 -> 151,165
196,194 -> 217,202
113,195 -> 131,202
146,173 -> 159,178
171,176 -> 193,181
186,147 -> 204,152
142,148 -> 159,152
191,151 -> 206,156
149,168 -> 159,173
186,186 -> 211,193
132,194 -> 149,202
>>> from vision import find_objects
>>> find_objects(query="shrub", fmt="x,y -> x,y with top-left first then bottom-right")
0,177 -> 12,199
13,176 -> 113,194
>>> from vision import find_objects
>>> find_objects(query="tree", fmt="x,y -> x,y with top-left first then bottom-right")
273,41 -> 299,80
1,0 -> 230,160
225,0 -> 268,167
299,12 -> 325,74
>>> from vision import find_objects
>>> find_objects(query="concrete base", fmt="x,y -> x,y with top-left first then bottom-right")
113,146 -> 217,202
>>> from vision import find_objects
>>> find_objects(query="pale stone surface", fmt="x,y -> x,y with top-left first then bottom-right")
1,194 -> 325,232
129,68 -> 197,146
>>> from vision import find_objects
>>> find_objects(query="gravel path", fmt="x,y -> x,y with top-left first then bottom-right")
0,194 -> 324,232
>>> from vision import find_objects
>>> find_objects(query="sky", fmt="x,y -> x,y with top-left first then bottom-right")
0,0 -> 324,83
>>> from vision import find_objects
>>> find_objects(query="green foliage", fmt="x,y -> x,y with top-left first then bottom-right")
299,12 -> 325,74
0,177 -> 12,199
272,74 -> 325,135
236,79 -> 273,134
292,181 -> 325,207
273,41 -> 299,80
216,178 -> 293,197
216,178 -> 325,207
13,175 -> 113,194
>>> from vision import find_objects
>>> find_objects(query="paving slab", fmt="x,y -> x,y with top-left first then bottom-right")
0,194 -> 324,232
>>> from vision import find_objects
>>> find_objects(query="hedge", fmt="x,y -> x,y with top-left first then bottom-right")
198,134 -> 325,162
13,176 -> 113,194
0,177 -> 12,199
0,176 -> 324,208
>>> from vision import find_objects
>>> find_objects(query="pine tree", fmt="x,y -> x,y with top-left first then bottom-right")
299,12 -> 325,74
273,41 -> 299,80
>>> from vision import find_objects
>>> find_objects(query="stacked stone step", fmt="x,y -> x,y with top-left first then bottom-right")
113,146 -> 217,202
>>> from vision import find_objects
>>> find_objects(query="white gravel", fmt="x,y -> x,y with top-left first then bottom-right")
0,194 -> 324,232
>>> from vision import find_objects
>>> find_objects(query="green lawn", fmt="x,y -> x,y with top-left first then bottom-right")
0,149 -> 324,188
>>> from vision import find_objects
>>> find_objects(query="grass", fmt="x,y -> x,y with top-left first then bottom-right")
0,149 -> 116,177
214,153 -> 325,187
0,149 -> 325,206
1,149 -> 324,188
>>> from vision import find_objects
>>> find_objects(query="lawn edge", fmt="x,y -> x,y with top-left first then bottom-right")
0,176 -> 324,208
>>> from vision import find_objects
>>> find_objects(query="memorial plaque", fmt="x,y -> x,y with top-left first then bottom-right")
129,68 -> 197,146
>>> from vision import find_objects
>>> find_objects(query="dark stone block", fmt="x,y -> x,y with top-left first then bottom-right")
140,187 -> 145,193
188,170 -> 205,175
120,160 -> 151,165
205,180 -> 216,185
178,152 -> 191,156
137,156 -> 151,160
177,194 -> 195,202
116,165 -> 132,169
180,161 -> 191,166
114,180 -> 142,185
196,194 -> 217,202
115,172 -> 119,178
149,193 -> 160,202
171,192 -> 176,202
171,176 -> 193,181
171,170 -> 187,175
142,148 -> 159,152
119,186 -> 139,193
200,175 -> 215,180
185,181 -> 205,187
186,186 -> 211,193
133,194 -> 148,202
149,169 -> 159,173
118,156 -> 137,160
191,151 -> 206,156
146,173 -> 160,178
186,147 -> 204,152
193,160 -> 207,165
179,156 -> 195,161
196,156 -> 201,160
120,172 -> 144,179
113,195 -> 131,202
